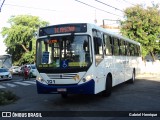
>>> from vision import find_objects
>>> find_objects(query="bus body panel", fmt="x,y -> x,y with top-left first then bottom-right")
36,79 -> 95,94
91,60 -> 106,94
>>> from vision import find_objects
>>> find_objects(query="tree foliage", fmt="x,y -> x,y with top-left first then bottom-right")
120,5 -> 160,60
1,15 -> 49,65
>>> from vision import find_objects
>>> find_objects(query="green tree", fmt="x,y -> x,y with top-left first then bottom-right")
120,5 -> 160,60
1,15 -> 49,65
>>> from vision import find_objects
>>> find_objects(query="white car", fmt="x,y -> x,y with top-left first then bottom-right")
9,66 -> 19,74
0,68 -> 12,80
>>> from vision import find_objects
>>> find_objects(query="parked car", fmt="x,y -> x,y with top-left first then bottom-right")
18,66 -> 23,76
9,66 -> 19,74
0,68 -> 12,80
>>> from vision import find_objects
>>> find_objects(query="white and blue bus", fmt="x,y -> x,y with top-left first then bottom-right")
36,23 -> 141,98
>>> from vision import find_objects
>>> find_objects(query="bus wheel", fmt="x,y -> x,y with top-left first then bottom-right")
61,93 -> 68,98
128,70 -> 135,83
102,75 -> 112,97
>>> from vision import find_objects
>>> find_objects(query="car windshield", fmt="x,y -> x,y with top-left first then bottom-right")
36,35 -> 92,70
0,69 -> 8,72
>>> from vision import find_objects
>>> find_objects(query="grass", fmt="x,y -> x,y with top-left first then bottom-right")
0,90 -> 18,105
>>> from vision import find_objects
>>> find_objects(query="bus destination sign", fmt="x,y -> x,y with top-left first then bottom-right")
39,23 -> 87,36
54,26 -> 75,34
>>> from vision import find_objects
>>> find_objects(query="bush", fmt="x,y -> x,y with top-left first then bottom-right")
0,90 -> 18,105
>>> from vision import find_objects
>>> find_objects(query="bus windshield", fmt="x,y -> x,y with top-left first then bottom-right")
36,35 -> 92,70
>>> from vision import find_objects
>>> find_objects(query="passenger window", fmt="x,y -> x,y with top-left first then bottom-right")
94,37 -> 103,55
110,36 -> 114,55
135,45 -> 141,56
130,44 -> 135,56
113,38 -> 119,56
125,42 -> 130,56
119,39 -> 122,55
104,34 -> 112,55
92,29 -> 103,65
120,41 -> 126,55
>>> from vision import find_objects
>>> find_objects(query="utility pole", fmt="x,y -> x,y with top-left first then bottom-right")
94,9 -> 97,24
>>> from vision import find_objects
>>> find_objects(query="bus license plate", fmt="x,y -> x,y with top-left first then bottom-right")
57,88 -> 67,92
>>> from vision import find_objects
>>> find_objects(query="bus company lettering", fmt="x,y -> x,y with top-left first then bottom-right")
28,113 -> 42,117
11,112 -> 42,117
54,26 -> 76,33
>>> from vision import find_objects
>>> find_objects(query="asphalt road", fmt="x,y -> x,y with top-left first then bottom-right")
0,75 -> 160,120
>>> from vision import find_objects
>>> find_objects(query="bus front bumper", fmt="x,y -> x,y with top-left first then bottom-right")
36,80 -> 95,94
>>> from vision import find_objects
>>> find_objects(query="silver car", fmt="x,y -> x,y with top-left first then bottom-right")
0,68 -> 12,80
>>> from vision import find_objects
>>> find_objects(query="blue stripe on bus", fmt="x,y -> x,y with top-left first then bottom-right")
36,79 -> 95,94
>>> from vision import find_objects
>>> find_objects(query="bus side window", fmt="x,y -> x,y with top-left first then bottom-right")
128,43 -> 131,56
92,29 -> 103,65
135,45 -> 141,56
119,39 -> 122,55
130,44 -> 135,56
121,40 -> 126,55
114,38 -> 119,56
93,37 -> 103,55
125,42 -> 130,56
104,34 -> 112,55
110,36 -> 114,55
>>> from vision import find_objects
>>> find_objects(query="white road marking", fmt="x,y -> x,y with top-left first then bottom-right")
14,82 -> 30,86
0,80 -> 36,89
5,83 -> 17,87
23,81 -> 36,84
0,85 -> 6,88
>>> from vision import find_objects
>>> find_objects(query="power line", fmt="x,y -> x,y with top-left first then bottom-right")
0,0 -> 5,12
123,0 -> 136,6
95,0 -> 124,13
4,3 -> 58,12
74,0 -> 123,17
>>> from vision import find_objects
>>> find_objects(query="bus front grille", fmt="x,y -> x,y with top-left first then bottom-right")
47,73 -> 77,79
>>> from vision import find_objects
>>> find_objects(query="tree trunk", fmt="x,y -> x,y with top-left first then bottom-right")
21,44 -> 29,52
150,51 -> 156,61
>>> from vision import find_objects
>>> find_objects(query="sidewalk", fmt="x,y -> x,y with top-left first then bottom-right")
137,60 -> 160,79
136,73 -> 160,81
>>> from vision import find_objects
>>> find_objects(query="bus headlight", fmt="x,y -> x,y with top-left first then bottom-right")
36,76 -> 47,85
83,75 -> 93,82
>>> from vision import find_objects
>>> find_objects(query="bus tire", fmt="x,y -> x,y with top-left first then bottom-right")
128,69 -> 135,83
61,93 -> 68,98
102,75 -> 112,97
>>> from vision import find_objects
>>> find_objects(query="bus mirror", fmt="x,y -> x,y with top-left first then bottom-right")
29,41 -> 32,51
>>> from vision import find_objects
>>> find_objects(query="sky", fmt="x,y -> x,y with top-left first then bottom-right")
0,0 -> 159,55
